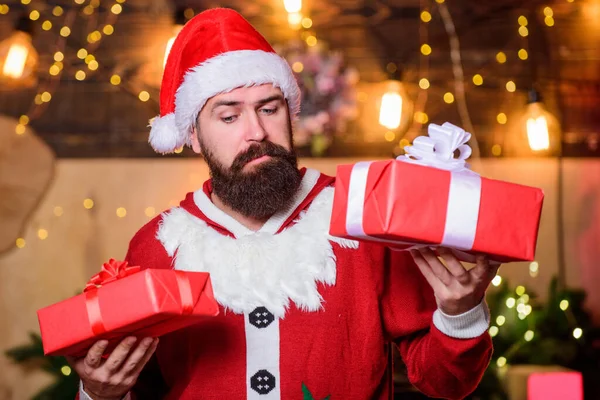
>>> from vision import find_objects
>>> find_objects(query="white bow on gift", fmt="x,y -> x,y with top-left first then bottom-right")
398,122 -> 473,172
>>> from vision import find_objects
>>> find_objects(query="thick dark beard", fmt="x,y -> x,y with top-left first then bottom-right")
202,140 -> 302,220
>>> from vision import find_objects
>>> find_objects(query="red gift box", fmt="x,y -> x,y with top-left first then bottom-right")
329,123 -> 544,263
37,259 -> 220,357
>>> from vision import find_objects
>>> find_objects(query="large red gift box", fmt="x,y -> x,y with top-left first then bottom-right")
37,259 -> 220,357
329,123 -> 544,263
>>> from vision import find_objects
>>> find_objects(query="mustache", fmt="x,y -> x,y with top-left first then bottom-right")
231,142 -> 295,172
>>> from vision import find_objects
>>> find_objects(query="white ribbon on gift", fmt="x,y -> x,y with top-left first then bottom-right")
345,122 -> 482,252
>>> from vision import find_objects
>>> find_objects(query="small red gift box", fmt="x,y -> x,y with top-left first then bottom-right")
37,259 -> 220,357
329,123 -> 544,263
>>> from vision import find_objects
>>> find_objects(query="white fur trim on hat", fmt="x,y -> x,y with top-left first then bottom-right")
149,49 -> 301,154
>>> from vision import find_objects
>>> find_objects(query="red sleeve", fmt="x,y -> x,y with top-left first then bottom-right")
380,248 -> 492,400
125,215 -> 173,270
125,216 -> 171,398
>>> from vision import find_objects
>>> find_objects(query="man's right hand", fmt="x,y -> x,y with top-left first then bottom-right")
66,336 -> 159,400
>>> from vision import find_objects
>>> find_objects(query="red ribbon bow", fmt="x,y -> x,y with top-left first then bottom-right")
84,259 -> 141,293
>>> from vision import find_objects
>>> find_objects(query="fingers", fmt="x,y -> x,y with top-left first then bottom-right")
104,336 -> 138,373
437,248 -> 469,282
84,340 -> 109,369
410,249 -> 446,293
130,339 -> 159,377
120,338 -> 158,375
471,255 -> 500,282
417,247 -> 454,285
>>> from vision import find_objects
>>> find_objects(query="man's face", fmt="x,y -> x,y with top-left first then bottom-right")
190,84 -> 302,220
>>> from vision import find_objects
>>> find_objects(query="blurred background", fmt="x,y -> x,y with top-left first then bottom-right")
0,0 -> 599,399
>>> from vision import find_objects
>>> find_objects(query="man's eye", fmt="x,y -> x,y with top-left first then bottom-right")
221,115 -> 237,123
260,107 -> 277,115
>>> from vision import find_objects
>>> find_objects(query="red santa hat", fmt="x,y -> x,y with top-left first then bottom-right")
149,8 -> 301,154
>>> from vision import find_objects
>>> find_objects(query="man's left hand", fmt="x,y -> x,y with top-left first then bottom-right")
410,247 -> 500,315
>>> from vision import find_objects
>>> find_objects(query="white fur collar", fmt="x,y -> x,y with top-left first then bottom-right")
156,183 -> 358,318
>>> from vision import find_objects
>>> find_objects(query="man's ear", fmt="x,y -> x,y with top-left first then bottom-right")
190,124 -> 202,154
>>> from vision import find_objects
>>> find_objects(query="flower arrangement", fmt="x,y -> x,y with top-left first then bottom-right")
276,40 -> 359,156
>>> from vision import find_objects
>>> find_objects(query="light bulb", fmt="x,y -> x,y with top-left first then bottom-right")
0,31 -> 38,84
163,25 -> 184,68
520,91 -> 560,154
283,0 -> 301,13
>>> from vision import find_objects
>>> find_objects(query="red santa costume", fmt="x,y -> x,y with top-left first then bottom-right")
79,8 -> 492,400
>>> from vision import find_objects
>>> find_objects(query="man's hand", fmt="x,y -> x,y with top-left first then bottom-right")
66,336 -> 158,400
410,247 -> 500,315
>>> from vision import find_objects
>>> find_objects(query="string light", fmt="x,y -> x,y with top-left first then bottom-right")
524,330 -> 534,341
518,15 -> 528,26
41,91 -> 51,102
492,144 -> 502,156
83,198 -> 94,209
38,229 -> 48,240
174,146 -> 183,154
506,80 -> 516,92
15,124 -> 26,134
184,8 -> 194,19
116,207 -> 127,218
518,49 -> 528,60
60,27 -> 71,37
83,5 -> 94,15
16,238 -> 26,249
497,357 -> 507,367
414,111 -> 429,124
560,299 -> 569,310
492,275 -> 502,286
75,70 -> 86,80
519,26 -> 529,37
103,25 -> 114,35
306,35 -> 317,46
421,44 -> 432,56
421,11 -> 432,22
144,207 -> 155,217
21,0 -> 31,4
84,54 -> 95,64
292,62 -> 304,73
472,74 -> 483,86
529,261 -> 539,277
545,16 -> 555,26
544,7 -> 554,17
489,326 -> 499,337
42,21 -> 52,31
521,294 -> 530,304
506,297 -> 516,308
54,52 -> 64,62
497,113 -> 507,124
111,4 -> 123,15
88,60 -> 99,70
419,78 -> 430,89
516,285 -> 526,296
138,91 -> 150,102
496,52 -> 507,64
443,92 -> 454,103
53,206 -> 64,216
74,0 -> 85,4
383,131 -> 394,142
573,328 -> 583,339
110,74 -> 121,85
29,10 -> 40,20
53,6 -> 64,16
301,17 -> 312,28
496,315 -> 506,326
61,366 -> 72,376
